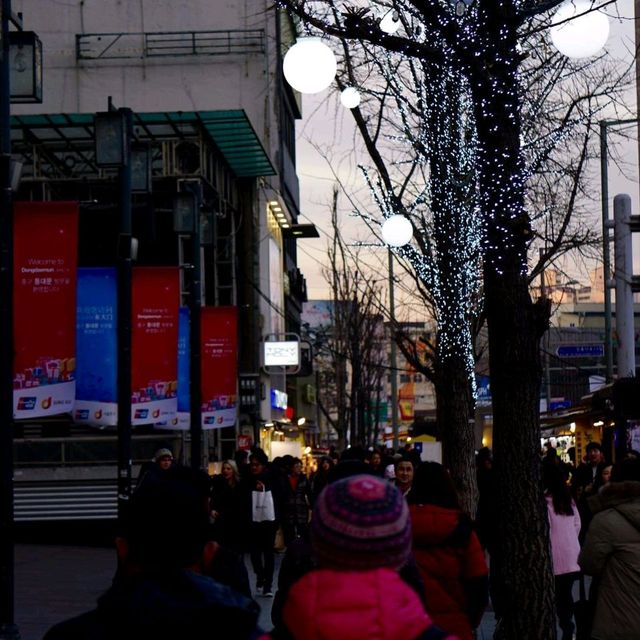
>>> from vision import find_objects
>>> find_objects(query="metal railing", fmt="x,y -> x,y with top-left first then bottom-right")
14,480 -> 118,521
76,29 -> 265,61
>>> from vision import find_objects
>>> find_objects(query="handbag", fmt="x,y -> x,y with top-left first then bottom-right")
252,486 -> 276,523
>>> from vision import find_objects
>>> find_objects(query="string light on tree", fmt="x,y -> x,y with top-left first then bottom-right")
282,37 -> 337,94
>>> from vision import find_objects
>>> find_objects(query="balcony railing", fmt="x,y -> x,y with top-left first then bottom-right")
76,29 -> 265,61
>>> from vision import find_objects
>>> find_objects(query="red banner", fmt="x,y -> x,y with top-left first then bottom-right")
201,306 -> 238,429
13,202 -> 79,418
131,267 -> 180,425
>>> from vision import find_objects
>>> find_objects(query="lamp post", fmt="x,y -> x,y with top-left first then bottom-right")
387,249 -> 400,450
95,105 -> 134,520
173,182 -> 203,469
381,215 -> 413,449
0,0 -> 16,635
1,5 -> 41,637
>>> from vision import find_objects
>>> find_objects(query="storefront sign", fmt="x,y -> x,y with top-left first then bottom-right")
264,340 -> 299,366
271,389 -> 288,410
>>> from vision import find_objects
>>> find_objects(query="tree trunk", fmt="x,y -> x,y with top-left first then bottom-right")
471,2 -> 556,633
435,353 -> 478,516
484,267 -> 556,640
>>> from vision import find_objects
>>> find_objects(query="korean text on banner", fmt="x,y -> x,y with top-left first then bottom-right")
131,267 -> 180,426
201,307 -> 238,429
156,307 -> 191,431
74,268 -> 118,427
13,202 -> 78,419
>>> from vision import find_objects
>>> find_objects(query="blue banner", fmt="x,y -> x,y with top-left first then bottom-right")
74,268 -> 118,427
156,306 -> 191,430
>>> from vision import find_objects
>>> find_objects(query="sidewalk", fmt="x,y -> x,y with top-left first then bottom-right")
15,543 -> 496,640
14,544 -> 277,640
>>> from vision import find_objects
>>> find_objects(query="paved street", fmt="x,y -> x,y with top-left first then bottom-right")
15,543 -> 497,640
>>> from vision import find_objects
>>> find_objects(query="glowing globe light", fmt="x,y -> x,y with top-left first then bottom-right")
340,87 -> 361,109
382,215 -> 412,247
380,10 -> 401,34
550,0 -> 609,59
283,37 -> 337,94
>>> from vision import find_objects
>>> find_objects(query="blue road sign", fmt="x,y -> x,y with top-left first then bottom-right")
556,344 -> 604,358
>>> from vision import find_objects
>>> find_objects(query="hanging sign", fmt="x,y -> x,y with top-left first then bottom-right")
201,306 -> 238,429
131,267 -> 180,425
74,268 -> 118,426
156,306 -> 191,430
13,202 -> 78,419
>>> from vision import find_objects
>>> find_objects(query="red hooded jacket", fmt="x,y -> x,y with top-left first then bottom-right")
410,504 -> 488,640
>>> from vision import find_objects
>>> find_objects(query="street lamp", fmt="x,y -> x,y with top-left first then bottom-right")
550,0 -> 609,59
282,37 -> 337,94
1,6 -> 41,637
381,215 -> 412,449
95,106 -> 135,520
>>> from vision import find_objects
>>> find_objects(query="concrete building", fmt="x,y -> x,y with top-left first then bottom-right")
9,0 -> 315,513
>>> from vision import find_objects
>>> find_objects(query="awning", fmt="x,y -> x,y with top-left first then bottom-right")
11,109 -> 276,179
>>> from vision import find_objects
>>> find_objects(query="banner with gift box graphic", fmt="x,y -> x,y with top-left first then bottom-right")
131,267 -> 180,426
201,306 -> 238,429
74,268 -> 118,427
13,202 -> 78,419
155,307 -> 191,430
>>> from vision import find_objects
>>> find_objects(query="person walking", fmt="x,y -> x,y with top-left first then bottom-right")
282,457 -> 310,545
543,462 -> 581,640
275,474 -> 458,640
309,456 -> 334,506
210,459 -> 247,552
394,455 -> 415,499
409,462 -> 488,640
579,458 -> 640,640
43,472 -> 263,640
572,442 -> 607,542
243,448 -> 282,597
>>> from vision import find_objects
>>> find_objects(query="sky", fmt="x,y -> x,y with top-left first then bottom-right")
293,0 -> 639,310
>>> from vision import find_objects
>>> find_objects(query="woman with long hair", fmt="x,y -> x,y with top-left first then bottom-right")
543,461 -> 581,640
210,459 -> 246,552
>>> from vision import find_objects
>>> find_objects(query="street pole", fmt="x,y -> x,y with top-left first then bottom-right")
116,108 -> 133,520
188,185 -> 202,470
388,249 -> 399,450
601,121 -> 614,383
0,0 -> 19,634
600,118 -> 639,383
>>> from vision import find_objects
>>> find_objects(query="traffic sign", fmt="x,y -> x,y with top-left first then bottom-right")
556,344 -> 604,358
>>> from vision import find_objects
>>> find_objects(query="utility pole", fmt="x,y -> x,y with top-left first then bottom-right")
0,0 -> 18,634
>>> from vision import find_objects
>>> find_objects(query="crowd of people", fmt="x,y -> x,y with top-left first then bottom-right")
42,441 -> 640,639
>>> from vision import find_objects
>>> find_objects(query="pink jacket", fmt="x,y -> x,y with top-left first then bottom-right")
546,495 -> 581,575
282,567 -> 459,640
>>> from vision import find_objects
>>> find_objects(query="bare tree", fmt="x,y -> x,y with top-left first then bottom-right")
316,186 -> 387,449
280,1 -> 632,636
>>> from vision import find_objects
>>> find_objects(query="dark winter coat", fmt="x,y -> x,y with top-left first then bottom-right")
410,504 -> 488,640
43,570 -> 263,640
210,475 -> 248,550
579,481 -> 640,640
283,473 -> 310,528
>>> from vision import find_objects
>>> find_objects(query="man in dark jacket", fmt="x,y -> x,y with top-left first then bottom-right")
44,473 -> 262,640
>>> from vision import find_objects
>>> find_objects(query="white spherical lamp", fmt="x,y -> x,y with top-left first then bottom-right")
283,37 -> 337,94
550,0 -> 609,59
382,215 -> 412,247
380,10 -> 401,34
340,87 -> 361,109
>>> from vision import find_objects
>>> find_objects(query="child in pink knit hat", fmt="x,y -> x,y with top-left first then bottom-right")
277,474 -> 460,640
